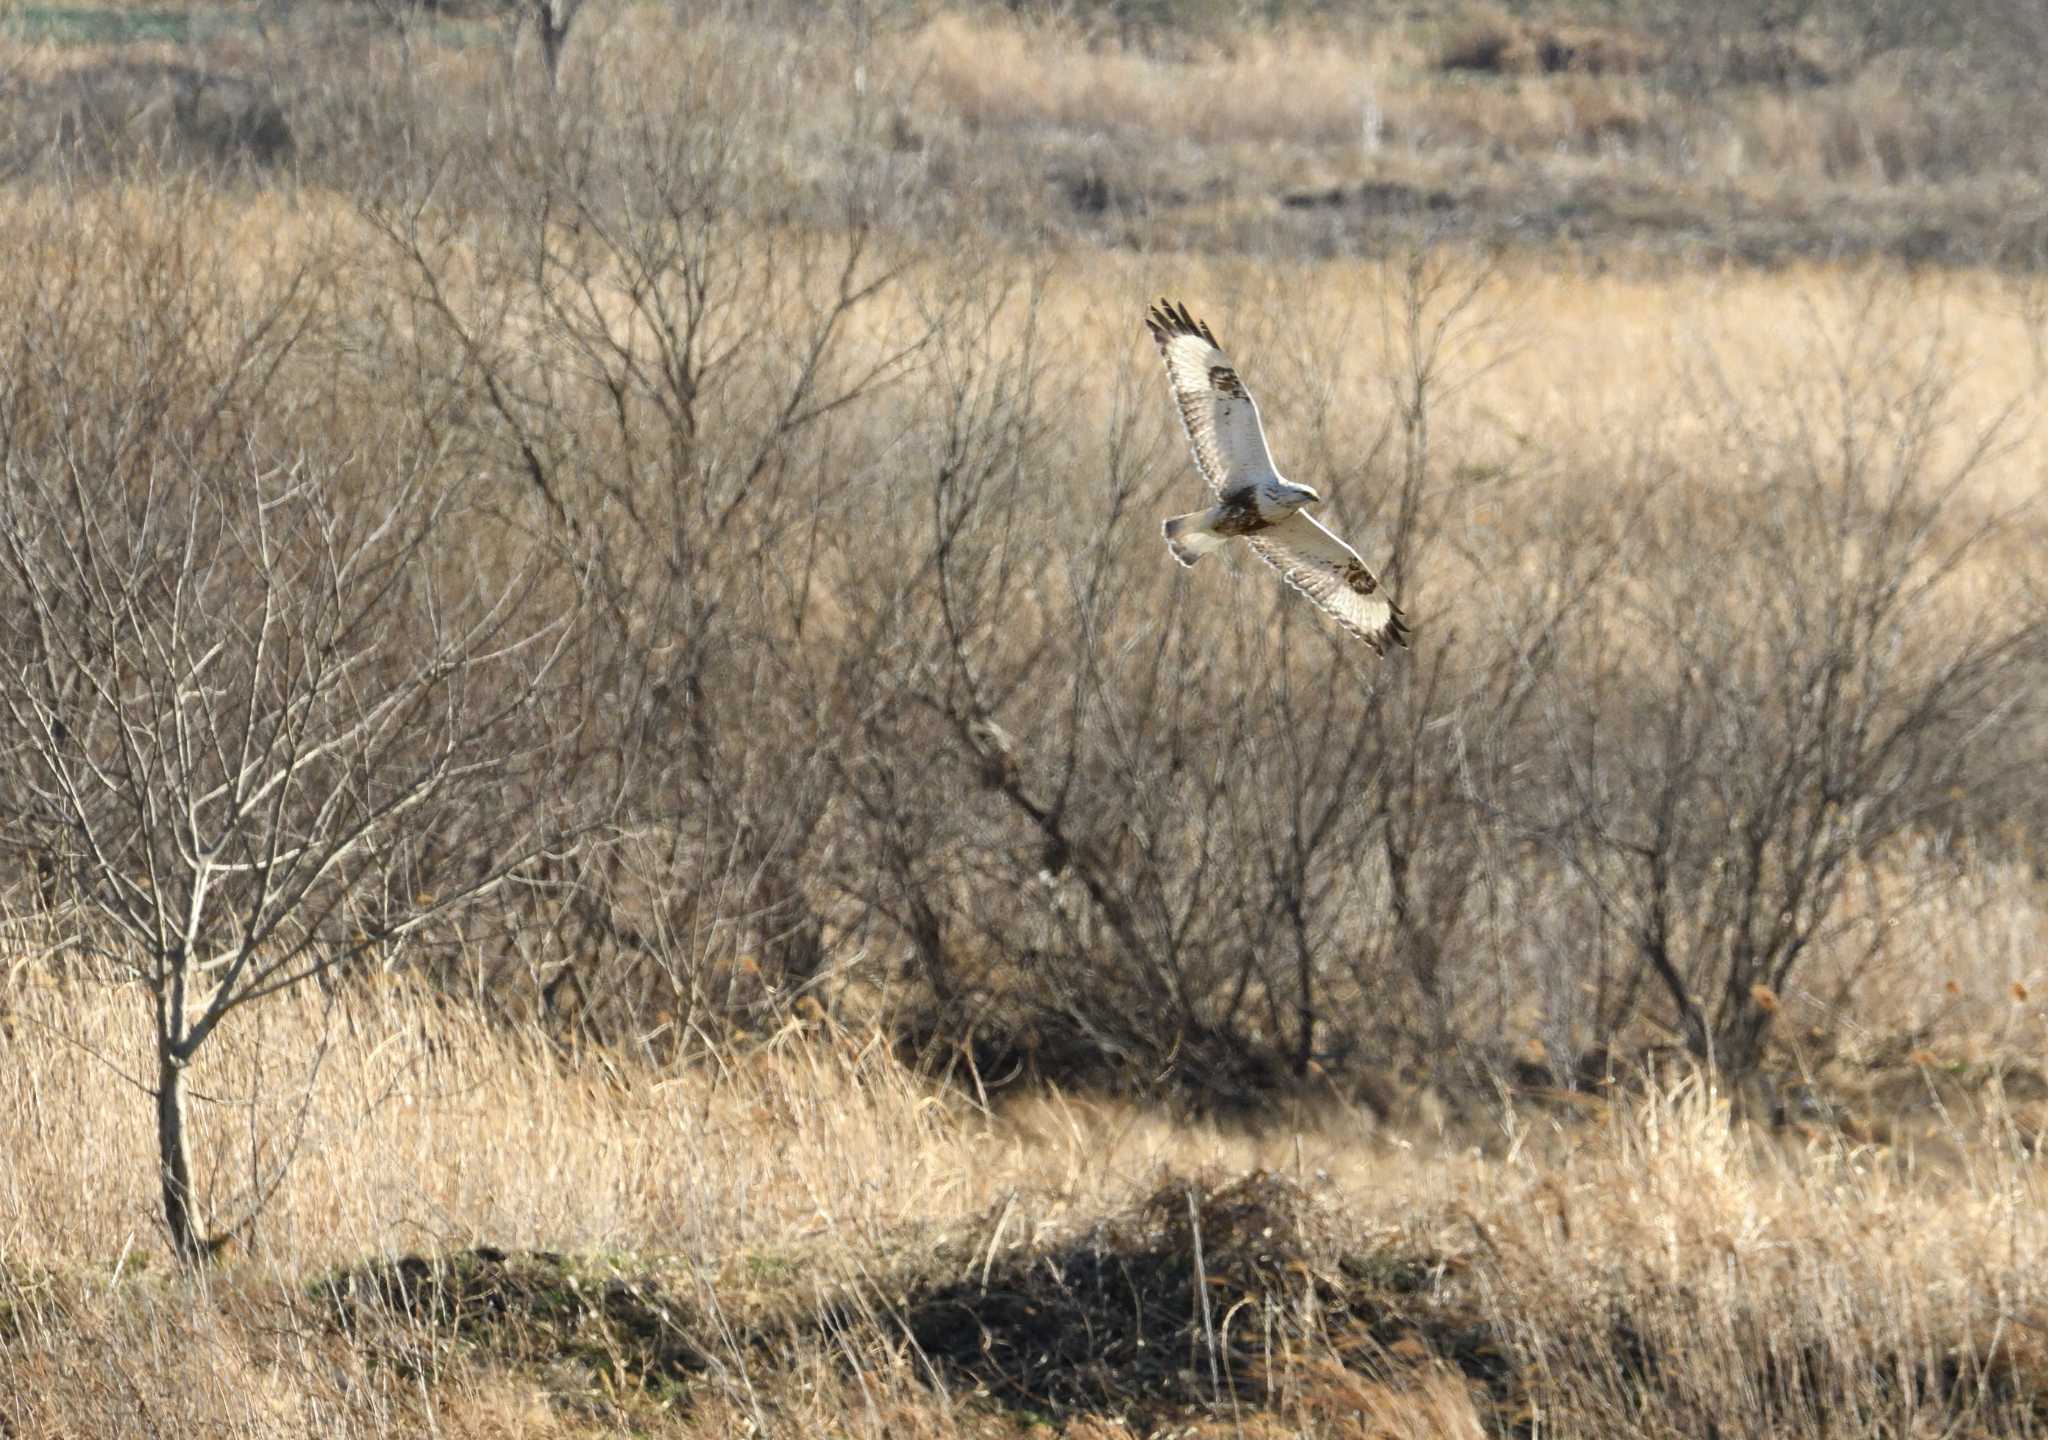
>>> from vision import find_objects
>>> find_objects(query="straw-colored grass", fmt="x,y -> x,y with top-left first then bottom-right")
8,946 -> 2048,1435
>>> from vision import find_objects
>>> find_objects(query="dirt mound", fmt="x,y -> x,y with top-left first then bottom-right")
316,1182 -> 1505,1429
892,1171 -> 1504,1425
317,1246 -> 710,1384
313,1167 -> 2048,1435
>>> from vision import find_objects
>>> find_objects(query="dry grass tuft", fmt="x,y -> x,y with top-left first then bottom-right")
914,13 -> 1391,149
1437,6 -> 1662,78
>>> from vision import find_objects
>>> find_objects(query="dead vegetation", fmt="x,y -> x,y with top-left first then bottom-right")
8,980 -> 2048,1435
8,0 -> 2048,264
1437,9 -> 1666,79
0,0 -> 2046,1434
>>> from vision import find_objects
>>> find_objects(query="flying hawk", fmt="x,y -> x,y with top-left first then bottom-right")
1146,299 -> 1410,656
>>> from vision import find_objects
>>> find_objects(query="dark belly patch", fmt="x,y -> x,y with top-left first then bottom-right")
1215,489 -> 1270,537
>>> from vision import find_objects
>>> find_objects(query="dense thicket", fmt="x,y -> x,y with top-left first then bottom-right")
0,2 -> 2041,1126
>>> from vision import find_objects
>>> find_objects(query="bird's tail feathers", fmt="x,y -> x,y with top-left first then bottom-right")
1163,510 -> 1227,567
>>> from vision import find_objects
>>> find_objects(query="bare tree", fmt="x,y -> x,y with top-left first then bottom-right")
528,0 -> 589,93
357,56 -> 944,1039
0,198 -> 576,1262
0,447 -> 572,1262
1538,297 -> 2042,1076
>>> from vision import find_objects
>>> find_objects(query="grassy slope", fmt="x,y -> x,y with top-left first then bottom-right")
6,975 -> 2048,1436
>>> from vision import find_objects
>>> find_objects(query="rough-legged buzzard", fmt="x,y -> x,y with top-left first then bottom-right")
1147,299 -> 1411,656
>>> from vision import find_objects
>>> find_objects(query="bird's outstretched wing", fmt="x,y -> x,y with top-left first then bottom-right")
1247,512 -> 1412,655
1145,299 -> 1281,498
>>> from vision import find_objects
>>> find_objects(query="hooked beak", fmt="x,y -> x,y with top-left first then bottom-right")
1300,487 -> 1323,504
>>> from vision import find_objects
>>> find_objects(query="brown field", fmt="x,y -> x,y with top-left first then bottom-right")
8,965 -> 2048,1435
2,0 -> 2046,1434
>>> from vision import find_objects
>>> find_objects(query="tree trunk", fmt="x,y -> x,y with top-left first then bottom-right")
533,0 -> 582,93
1290,898 -> 1316,1080
156,1053 -> 207,1265
537,20 -> 564,92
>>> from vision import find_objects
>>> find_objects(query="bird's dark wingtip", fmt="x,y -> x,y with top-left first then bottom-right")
1145,297 -> 1216,350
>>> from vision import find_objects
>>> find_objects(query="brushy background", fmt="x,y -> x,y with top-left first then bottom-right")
2,0 -> 2047,1433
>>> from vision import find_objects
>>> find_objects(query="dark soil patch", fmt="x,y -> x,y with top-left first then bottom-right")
1249,170 -> 2047,272
314,1164 -> 2048,1436
1439,17 -> 1661,77
878,1171 -> 1507,1428
1282,179 -> 1456,214
317,1246 -> 711,1390
316,1178 -> 1510,1431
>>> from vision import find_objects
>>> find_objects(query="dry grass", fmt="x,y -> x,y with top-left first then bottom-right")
8,962 -> 2048,1435
914,13 -> 1399,149
886,7 -> 2048,265
6,0 -> 2048,265
1041,245 -> 2048,557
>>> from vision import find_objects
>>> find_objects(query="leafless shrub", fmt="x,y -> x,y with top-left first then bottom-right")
1530,290 -> 2043,1076
355,36 -> 946,1040
199,52 -> 2048,1108
809,251 -> 1607,1104
13,3 -> 2036,1118
0,193 -> 577,1262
